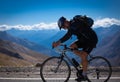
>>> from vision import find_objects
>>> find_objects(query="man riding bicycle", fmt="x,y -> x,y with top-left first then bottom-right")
52,15 -> 98,81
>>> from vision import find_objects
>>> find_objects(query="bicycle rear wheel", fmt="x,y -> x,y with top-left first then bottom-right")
40,56 -> 71,82
87,56 -> 112,82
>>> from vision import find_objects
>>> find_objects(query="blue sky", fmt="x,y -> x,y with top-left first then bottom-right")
0,0 -> 120,30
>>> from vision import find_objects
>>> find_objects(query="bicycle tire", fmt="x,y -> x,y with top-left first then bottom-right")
40,56 -> 71,82
87,56 -> 112,82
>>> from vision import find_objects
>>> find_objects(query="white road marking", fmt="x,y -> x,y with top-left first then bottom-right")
0,77 -> 120,80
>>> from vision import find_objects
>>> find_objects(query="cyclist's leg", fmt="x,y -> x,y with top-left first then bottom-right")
70,40 -> 93,77
70,41 -> 88,73
70,41 -> 88,68
82,47 -> 93,75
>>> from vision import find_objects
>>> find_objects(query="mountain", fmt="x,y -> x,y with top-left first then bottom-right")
7,29 -> 58,44
7,25 -> 120,48
92,28 -> 120,66
0,39 -> 48,67
41,30 -> 68,48
0,31 -> 55,56
94,25 -> 120,44
4,25 -> 120,66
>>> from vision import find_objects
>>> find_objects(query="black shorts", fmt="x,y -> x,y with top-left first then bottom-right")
74,40 -> 96,54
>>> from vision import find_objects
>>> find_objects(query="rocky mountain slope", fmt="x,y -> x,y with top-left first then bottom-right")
92,29 -> 120,66
0,39 -> 48,67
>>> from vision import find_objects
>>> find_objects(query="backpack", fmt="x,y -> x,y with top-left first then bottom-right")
73,15 -> 94,27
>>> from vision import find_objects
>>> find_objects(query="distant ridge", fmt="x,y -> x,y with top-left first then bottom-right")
0,31 -> 55,56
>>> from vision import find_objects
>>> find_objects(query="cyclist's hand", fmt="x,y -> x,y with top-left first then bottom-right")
52,41 -> 61,48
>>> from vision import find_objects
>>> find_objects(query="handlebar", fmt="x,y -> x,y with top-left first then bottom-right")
53,43 -> 74,53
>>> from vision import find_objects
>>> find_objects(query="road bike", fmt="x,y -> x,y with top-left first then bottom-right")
40,44 -> 112,82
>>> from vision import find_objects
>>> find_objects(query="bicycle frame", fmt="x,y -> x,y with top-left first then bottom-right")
55,45 -> 105,78
58,48 -> 81,73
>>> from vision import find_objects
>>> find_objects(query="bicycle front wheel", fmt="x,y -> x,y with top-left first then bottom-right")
87,56 -> 112,82
40,56 -> 71,82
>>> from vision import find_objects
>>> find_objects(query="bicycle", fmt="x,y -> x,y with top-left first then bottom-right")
40,44 -> 112,82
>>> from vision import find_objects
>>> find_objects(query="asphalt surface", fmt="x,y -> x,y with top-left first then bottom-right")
0,67 -> 120,82
0,77 -> 120,82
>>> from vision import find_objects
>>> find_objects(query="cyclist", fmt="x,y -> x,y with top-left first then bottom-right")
52,15 -> 98,81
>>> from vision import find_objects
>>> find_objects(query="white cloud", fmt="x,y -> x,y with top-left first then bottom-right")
32,22 -> 57,30
93,18 -> 120,28
0,25 -> 9,31
0,18 -> 120,31
0,22 -> 58,31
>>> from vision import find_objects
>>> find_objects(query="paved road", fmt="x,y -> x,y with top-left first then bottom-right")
0,78 -> 120,82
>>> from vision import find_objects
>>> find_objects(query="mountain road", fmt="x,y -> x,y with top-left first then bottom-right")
0,77 -> 120,82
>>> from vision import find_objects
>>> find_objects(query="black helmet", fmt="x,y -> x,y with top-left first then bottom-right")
58,16 -> 66,30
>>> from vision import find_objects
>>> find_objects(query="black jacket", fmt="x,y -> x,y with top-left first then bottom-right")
59,20 -> 98,46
